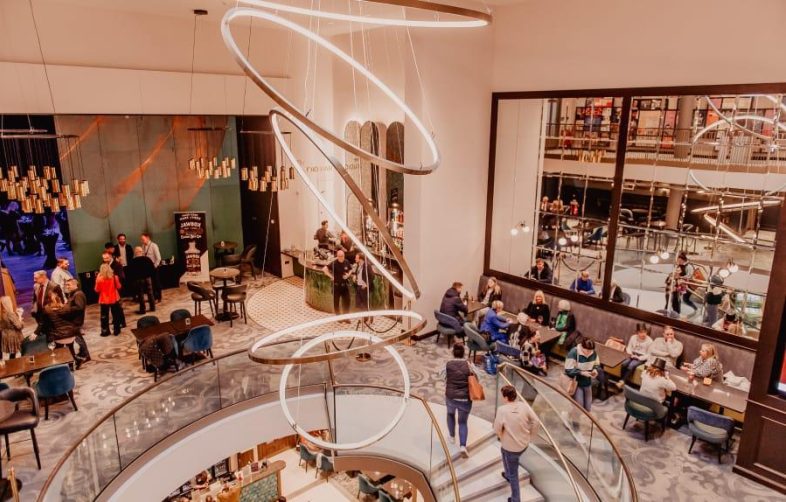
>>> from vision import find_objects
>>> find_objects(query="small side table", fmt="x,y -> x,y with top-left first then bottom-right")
210,267 -> 241,322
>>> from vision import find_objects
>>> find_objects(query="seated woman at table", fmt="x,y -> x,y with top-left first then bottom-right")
713,312 -> 747,336
480,300 -> 510,344
640,357 -> 677,402
615,323 -> 653,389
518,325 -> 547,376
523,290 -> 550,326
42,292 -> 78,357
683,343 -> 723,382
646,326 -> 683,367
569,270 -> 596,295
553,300 -> 576,346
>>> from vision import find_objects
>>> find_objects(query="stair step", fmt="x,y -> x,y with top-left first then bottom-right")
460,469 -> 532,502
466,482 -> 544,502
432,444 -> 503,491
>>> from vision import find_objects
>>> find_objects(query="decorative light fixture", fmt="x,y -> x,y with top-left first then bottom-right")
659,250 -> 670,260
238,130 -> 295,192
649,255 -> 660,264
727,260 -> 739,274
719,268 -> 730,279
510,222 -> 531,236
558,237 -> 568,247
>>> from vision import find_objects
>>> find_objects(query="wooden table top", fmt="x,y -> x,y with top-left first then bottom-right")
363,471 -> 394,484
0,348 -> 74,380
668,366 -> 748,414
381,478 -> 413,501
467,300 -> 485,314
210,267 -> 240,280
131,314 -> 215,343
594,344 -> 628,368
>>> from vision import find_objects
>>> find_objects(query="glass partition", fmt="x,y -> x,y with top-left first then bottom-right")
612,94 -> 783,338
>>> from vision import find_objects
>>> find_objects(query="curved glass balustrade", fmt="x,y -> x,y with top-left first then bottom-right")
497,362 -> 638,502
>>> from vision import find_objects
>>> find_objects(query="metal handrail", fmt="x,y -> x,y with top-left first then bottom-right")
497,362 -> 639,502
332,383 -> 461,502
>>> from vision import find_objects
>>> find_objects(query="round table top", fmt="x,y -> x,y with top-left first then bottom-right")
0,400 -> 15,423
213,241 -> 239,250
210,267 -> 240,279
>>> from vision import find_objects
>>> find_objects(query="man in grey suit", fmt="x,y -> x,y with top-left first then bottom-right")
32,269 -> 63,335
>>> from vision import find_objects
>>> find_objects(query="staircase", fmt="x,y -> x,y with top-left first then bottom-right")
433,430 -> 545,502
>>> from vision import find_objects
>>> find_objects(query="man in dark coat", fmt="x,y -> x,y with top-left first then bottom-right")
62,278 -> 91,365
32,270 -> 63,335
127,246 -> 156,314
528,258 -> 553,284
440,282 -> 468,324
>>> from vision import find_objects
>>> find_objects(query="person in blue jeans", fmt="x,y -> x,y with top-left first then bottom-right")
444,343 -> 476,458
493,385 -> 539,502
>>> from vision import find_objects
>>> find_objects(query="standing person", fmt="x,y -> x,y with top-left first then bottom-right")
565,339 -> 599,412
102,251 -> 126,327
493,385 -> 539,502
0,296 -> 23,359
676,252 -> 697,311
616,323 -> 653,388
94,264 -> 123,336
50,257 -> 73,299
128,246 -> 156,314
113,233 -> 133,268
323,250 -> 352,319
639,358 -> 676,402
440,282 -> 468,325
444,343 -> 475,458
313,220 -> 333,249
32,270 -> 63,335
61,278 -> 91,364
353,253 -> 371,313
141,232 -> 162,302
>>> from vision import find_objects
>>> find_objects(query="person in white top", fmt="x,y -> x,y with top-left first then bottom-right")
140,232 -> 162,302
50,257 -> 73,300
493,385 -> 539,502
639,358 -> 677,402
616,323 -> 653,388
646,326 -> 683,366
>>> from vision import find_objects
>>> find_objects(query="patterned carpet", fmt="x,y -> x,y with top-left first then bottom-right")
8,275 -> 783,502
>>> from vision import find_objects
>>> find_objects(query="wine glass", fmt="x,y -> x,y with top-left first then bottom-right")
48,342 -> 56,357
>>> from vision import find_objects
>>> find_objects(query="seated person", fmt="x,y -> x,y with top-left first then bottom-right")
480,300 -> 510,344
615,323 -> 653,388
479,276 -> 503,307
552,299 -> 576,345
646,326 -> 683,366
569,270 -> 596,295
683,343 -> 723,382
523,290 -> 550,326
314,220 -> 334,249
528,258 -> 553,284
640,357 -> 676,402
439,282 -> 467,325
609,281 -> 625,303
713,312 -> 747,336
518,325 -> 547,376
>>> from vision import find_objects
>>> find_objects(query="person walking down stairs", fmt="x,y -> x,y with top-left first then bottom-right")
494,385 -> 539,502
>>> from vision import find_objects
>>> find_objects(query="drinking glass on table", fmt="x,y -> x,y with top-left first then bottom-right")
48,342 -> 56,357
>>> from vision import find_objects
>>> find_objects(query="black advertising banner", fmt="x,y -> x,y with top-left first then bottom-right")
174,211 -> 209,283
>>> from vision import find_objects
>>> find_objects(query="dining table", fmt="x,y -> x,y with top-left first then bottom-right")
210,267 -> 241,322
0,348 -> 75,386
667,365 -> 748,415
131,314 -> 215,371
381,477 -> 415,501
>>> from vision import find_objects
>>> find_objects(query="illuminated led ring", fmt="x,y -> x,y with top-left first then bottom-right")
239,0 -> 491,28
249,310 -> 424,365
270,109 -> 420,298
279,330 -> 410,450
222,6 -> 450,175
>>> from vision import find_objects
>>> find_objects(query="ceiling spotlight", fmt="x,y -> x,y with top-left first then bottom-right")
659,250 -> 670,260
719,268 -> 730,278
558,237 -> 567,246
649,255 -> 660,264
510,227 -> 519,236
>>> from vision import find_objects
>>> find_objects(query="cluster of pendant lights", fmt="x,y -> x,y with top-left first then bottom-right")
0,134 -> 89,213
240,164 -> 295,192
187,155 -> 237,179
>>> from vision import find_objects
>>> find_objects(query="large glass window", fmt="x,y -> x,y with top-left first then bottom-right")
611,94 -> 783,339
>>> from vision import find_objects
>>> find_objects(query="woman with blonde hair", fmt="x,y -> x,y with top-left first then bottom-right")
0,296 -> 23,359
684,343 -> 723,382
523,290 -> 550,326
95,263 -> 123,337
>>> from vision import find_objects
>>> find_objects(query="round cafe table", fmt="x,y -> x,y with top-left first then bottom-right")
210,267 -> 240,322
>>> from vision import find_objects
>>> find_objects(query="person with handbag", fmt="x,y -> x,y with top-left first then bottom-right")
564,339 -> 599,411
444,343 -> 481,458
493,385 -> 539,502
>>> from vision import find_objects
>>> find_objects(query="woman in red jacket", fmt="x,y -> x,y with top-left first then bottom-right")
95,263 -> 123,336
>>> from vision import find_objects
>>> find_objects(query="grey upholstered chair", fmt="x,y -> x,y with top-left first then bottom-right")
464,322 -> 493,362
434,310 -> 464,347
622,385 -> 668,441
687,406 -> 735,463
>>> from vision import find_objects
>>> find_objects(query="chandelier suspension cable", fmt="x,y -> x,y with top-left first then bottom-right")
402,10 -> 435,139
27,0 -> 57,115
188,12 -> 199,116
